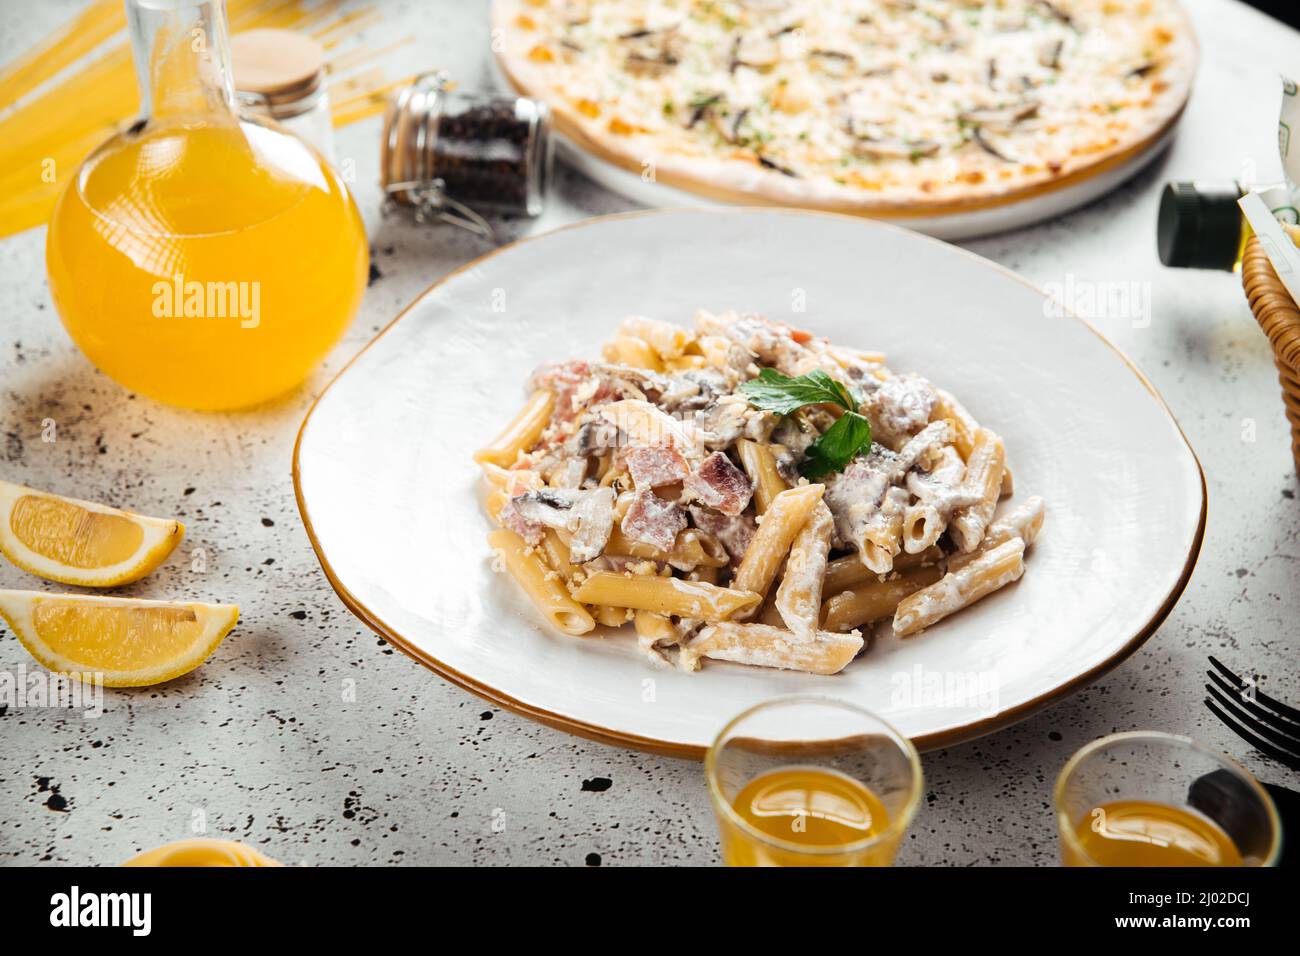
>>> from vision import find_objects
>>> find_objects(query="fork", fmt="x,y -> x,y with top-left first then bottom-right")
1204,656 -> 1300,773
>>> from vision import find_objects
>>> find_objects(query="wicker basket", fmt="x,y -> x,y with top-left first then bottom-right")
1242,235 -> 1300,476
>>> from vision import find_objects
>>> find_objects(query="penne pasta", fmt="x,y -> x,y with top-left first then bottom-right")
633,609 -> 677,645
484,489 -> 509,524
893,537 -> 1025,637
475,390 -> 555,467
593,604 -> 633,627
825,344 -> 887,368
732,483 -> 824,605
736,438 -> 788,515
823,544 -> 943,594
619,315 -> 691,359
821,563 -> 943,632
688,565 -> 721,586
756,595 -> 786,627
539,530 -> 579,583
576,525 -> 729,570
860,485 -> 909,574
478,311 -> 1045,674
902,444 -> 969,553
901,502 -> 943,554
987,495 -> 1045,548
948,496 -> 1045,571
664,354 -> 708,371
933,388 -> 1015,497
573,571 -> 761,621
949,427 -> 1006,553
932,389 -> 978,460
487,528 -> 595,636
681,622 -> 864,675
775,500 -> 834,641
602,335 -> 663,371
479,461 -> 511,489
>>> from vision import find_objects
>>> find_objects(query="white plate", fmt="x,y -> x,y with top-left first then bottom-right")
294,209 -> 1205,756
553,128 -> 1179,242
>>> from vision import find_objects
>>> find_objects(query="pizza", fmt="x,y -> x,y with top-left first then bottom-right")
493,0 -> 1196,214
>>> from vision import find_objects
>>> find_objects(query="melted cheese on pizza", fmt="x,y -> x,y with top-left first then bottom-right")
499,0 -> 1193,208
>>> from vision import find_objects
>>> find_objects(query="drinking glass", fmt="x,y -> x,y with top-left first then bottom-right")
1055,731 -> 1281,867
705,696 -> 922,866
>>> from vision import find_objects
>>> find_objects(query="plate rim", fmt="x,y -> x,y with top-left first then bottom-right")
292,207 -> 1208,758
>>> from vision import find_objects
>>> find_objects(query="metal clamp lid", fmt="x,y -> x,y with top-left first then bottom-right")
380,71 -> 495,241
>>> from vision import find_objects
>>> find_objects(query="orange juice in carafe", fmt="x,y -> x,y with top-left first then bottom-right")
44,0 -> 367,411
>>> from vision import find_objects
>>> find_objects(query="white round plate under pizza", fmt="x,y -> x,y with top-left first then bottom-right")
493,0 -> 1197,238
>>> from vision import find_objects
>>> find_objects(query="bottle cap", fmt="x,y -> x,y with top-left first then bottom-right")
231,29 -> 324,113
1157,181 -> 1245,270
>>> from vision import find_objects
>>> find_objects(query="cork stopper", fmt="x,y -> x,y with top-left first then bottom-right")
230,28 -> 324,108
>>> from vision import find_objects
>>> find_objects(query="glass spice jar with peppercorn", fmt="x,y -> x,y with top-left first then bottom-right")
381,72 -> 553,240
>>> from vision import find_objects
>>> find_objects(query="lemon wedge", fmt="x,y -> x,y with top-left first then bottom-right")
0,479 -> 184,587
0,590 -> 238,687
123,838 -> 280,867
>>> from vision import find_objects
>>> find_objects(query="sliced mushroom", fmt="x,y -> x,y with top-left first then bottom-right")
692,397 -> 749,449
707,104 -> 742,142
733,32 -> 782,71
726,107 -> 752,143
970,126 -> 1015,162
959,100 -> 1039,132
566,417 -> 621,458
852,137 -> 941,161
1037,0 -> 1076,29
758,154 -> 799,177
621,27 -> 682,77
809,49 -> 857,78
686,93 -> 723,129
1040,38 -> 1064,70
625,51 -> 678,76
510,487 -> 614,562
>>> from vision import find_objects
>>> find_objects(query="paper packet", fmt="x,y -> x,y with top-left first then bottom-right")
1236,76 -> 1300,293
1240,191 -> 1300,303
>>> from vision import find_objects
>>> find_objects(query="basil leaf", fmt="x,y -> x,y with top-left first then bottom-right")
738,368 -> 858,415
800,411 -> 872,479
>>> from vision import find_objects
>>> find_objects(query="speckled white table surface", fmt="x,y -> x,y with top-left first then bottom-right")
2,0 -> 1299,867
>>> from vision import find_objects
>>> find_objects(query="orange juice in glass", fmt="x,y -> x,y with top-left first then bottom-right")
706,696 -> 922,866
1055,732 -> 1280,867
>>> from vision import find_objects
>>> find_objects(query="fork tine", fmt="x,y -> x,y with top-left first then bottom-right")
1208,656 -> 1300,726
1206,681 -> 1300,753
1204,697 -> 1300,773
1206,669 -> 1300,737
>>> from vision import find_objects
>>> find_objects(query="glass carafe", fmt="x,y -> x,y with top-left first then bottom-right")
45,0 -> 368,410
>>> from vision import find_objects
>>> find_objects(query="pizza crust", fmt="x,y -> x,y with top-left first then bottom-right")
493,0 -> 1197,216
